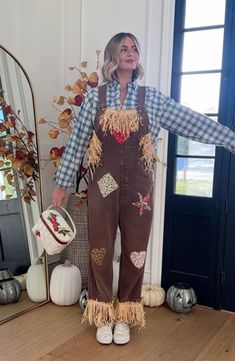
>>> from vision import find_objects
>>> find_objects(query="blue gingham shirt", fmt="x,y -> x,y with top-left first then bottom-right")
55,80 -> 235,188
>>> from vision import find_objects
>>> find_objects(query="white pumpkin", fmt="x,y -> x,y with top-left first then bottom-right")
112,259 -> 120,297
50,260 -> 81,306
26,259 -> 47,302
141,284 -> 165,307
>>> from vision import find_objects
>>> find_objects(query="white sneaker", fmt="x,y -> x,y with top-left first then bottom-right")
96,324 -> 113,344
113,322 -> 130,345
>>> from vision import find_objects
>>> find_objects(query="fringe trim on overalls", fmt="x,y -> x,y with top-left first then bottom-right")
139,132 -> 154,171
114,300 -> 146,329
81,299 -> 115,327
99,108 -> 141,135
87,130 -> 102,169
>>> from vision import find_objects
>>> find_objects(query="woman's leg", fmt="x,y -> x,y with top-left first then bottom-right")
81,170 -> 120,327
116,182 -> 153,329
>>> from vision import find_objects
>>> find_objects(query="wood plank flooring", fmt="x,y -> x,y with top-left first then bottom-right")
1,302 -> 235,361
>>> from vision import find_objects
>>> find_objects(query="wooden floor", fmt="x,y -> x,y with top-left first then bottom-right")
0,290 -> 40,323
1,302 -> 235,361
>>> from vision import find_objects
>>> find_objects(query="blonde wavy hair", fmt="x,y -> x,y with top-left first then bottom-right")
101,32 -> 144,82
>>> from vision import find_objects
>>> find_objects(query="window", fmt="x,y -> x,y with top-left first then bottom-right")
174,0 -> 226,197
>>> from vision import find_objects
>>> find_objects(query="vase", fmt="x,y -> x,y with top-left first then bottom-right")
61,193 -> 89,288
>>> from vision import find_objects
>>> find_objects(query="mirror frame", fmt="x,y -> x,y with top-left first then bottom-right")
0,44 -> 50,324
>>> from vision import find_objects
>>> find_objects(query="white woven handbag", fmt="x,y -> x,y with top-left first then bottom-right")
32,205 -> 76,255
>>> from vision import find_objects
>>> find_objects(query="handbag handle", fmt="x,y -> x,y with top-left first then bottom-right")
47,205 -> 77,239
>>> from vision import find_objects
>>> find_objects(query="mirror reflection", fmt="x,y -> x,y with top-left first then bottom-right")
0,45 -> 49,324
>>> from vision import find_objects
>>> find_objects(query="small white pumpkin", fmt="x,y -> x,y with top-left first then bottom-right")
112,259 -> 120,297
26,258 -> 47,302
50,260 -> 81,306
141,283 -> 165,307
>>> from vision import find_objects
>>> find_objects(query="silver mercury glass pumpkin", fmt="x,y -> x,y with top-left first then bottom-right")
0,268 -> 13,280
166,282 -> 197,313
0,277 -> 22,304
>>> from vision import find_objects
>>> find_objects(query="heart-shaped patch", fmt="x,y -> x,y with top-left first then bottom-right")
130,251 -> 146,269
91,247 -> 107,266
112,131 -> 129,144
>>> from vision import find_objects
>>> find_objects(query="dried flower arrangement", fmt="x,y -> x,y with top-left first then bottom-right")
39,50 -> 101,197
0,96 -> 39,203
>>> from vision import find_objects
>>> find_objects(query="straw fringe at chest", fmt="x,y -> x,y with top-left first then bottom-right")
87,130 -> 102,169
139,132 -> 154,171
99,108 -> 141,135
87,109 -> 154,171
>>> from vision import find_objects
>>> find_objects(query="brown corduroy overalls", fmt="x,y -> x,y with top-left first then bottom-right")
81,85 -> 154,328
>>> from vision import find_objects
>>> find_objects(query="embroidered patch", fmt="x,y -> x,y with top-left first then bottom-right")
35,230 -> 41,237
130,251 -> 146,269
112,131 -> 129,144
97,173 -> 118,198
47,212 -> 71,236
91,248 -> 107,266
132,193 -> 151,216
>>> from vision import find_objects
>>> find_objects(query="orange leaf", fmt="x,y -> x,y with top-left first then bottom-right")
68,96 -> 76,105
80,80 -> 88,90
6,135 -> 14,143
81,61 -> 87,68
59,118 -> 70,129
71,83 -> 82,95
38,118 -> 46,124
53,96 -> 65,105
88,72 -> 99,87
23,195 -> 31,204
12,159 -> 22,170
48,129 -> 60,139
65,85 -> 72,91
7,173 -> 13,183
24,164 -> 34,176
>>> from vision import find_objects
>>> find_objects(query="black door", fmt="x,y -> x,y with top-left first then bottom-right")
162,0 -> 235,309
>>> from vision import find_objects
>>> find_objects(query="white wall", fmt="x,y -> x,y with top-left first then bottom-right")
0,0 -> 175,284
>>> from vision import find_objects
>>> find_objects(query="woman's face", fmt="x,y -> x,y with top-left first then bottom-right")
117,36 -> 140,72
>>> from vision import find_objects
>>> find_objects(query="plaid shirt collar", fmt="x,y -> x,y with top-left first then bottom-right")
108,79 -> 138,92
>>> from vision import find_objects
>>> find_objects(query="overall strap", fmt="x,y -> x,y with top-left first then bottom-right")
98,84 -> 107,109
137,86 -> 146,110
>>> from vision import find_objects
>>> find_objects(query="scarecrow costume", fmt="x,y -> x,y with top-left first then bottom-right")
81,85 -> 153,328
55,80 -> 235,329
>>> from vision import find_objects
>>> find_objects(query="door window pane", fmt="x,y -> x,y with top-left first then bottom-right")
182,29 -> 224,71
177,136 -> 216,156
180,73 -> 221,113
185,0 -> 226,28
0,156 -> 12,170
0,107 -> 6,137
0,169 -> 17,200
175,157 -> 215,197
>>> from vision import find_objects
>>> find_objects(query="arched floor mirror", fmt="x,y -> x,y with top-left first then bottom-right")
0,45 -> 49,324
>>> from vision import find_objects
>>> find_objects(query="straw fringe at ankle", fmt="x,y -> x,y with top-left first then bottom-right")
139,132 -> 154,171
81,299 -> 115,327
114,300 -> 146,329
99,108 -> 140,136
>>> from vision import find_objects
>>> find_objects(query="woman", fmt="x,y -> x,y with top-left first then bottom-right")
52,32 -> 235,345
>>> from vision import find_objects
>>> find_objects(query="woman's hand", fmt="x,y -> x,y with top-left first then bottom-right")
52,187 -> 67,208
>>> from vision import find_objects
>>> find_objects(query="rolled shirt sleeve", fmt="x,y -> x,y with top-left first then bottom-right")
160,96 -> 235,154
55,89 -> 95,188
